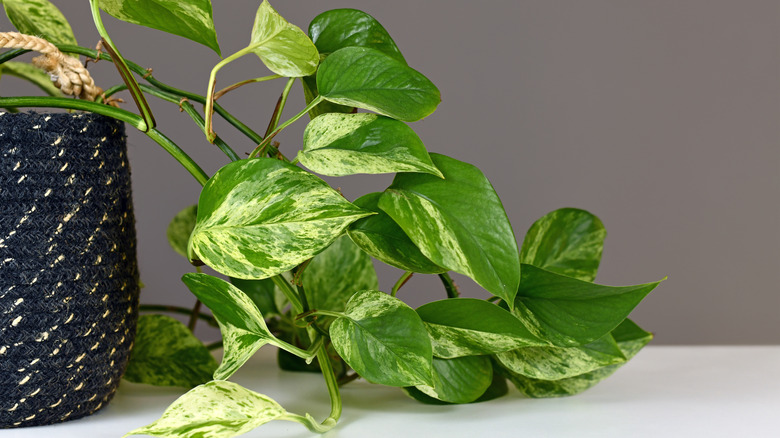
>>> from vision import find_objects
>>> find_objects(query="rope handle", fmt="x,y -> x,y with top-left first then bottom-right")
0,32 -> 110,104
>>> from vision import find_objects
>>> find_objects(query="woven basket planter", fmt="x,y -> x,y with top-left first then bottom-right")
0,112 -> 140,428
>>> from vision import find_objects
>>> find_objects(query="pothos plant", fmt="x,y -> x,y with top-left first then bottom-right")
0,0 -> 663,436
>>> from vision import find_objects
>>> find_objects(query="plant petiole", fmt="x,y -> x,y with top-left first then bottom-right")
438,272 -> 460,298
249,95 -> 322,158
214,74 -> 282,101
271,336 -> 323,364
265,77 -> 296,137
204,45 -> 258,143
138,304 -> 218,327
391,271 -> 414,297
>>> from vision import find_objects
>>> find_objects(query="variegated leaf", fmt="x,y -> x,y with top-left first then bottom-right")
503,319 -> 653,398
249,0 -> 319,77
513,264 -> 662,347
317,47 -> 440,122
124,381 -> 286,437
330,290 -> 433,387
123,315 -> 217,388
495,333 -> 625,380
298,113 -> 442,177
181,274 -> 276,380
416,298 -> 547,359
166,204 -> 197,258
230,277 -> 281,317
302,235 -> 377,313
100,0 -> 220,55
378,154 -> 521,304
0,61 -> 63,96
521,208 -> 606,282
188,158 -> 372,279
2,0 -> 76,46
415,356 -> 493,404
347,193 -> 445,274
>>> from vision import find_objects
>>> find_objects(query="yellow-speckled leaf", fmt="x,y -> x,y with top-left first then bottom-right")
2,0 -> 76,46
124,381 -> 286,437
330,290 -> 433,387
0,62 -> 63,96
187,158 -> 372,279
249,1 -> 318,77
495,333 -> 625,380
298,113 -> 442,177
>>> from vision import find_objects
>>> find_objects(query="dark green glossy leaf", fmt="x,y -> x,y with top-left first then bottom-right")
503,319 -> 653,398
166,204 -> 197,258
417,298 -> 547,358
309,8 -> 405,63
348,193 -> 445,274
298,113 -> 442,177
188,158 -> 372,279
415,356 -> 493,404
495,333 -> 625,380
302,235 -> 377,312
317,47 -> 440,122
181,273 -> 277,380
521,208 -> 606,282
474,362 -> 509,402
123,315 -> 217,388
378,154 -> 521,303
0,62 -> 63,96
301,74 -> 354,119
230,277 -> 279,317
125,381 -> 286,437
100,0 -> 219,55
330,290 -> 433,387
513,264 -> 661,347
2,0 -> 76,46
248,1 -> 318,77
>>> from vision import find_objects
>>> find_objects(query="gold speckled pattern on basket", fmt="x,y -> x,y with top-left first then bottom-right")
0,112 -> 139,428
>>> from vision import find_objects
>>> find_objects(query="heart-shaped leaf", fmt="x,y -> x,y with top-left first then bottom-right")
495,333 -> 625,380
513,264 -> 661,347
2,0 -> 76,45
415,356 -> 493,404
99,0 -> 220,55
347,193 -> 445,274
416,298 -> 547,359
521,208 -> 606,282
503,319 -> 653,398
124,381 -> 286,437
188,158 -> 371,280
248,0 -> 318,77
302,235 -> 378,313
309,8 -> 405,63
166,204 -> 197,258
298,113 -> 442,177
330,290 -> 433,387
0,62 -> 63,96
182,273 -> 277,380
230,277 -> 280,317
378,153 -> 521,303
123,315 -> 217,388
317,47 -> 440,122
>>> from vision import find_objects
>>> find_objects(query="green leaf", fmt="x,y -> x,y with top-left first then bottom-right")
378,154 -> 521,303
513,264 -> 661,347
495,333 -> 625,381
248,0 -> 318,77
301,74 -> 354,119
188,158 -> 372,280
125,380 -> 286,437
330,290 -> 433,387
166,204 -> 197,258
99,0 -> 220,55
309,8 -> 405,64
181,273 -> 277,380
2,0 -> 76,46
317,47 -> 440,122
123,315 -> 217,388
347,193 -> 445,274
503,319 -> 653,398
302,235 -> 378,313
229,277 -> 280,317
416,298 -> 547,359
298,113 -> 442,177
415,356 -> 493,404
0,62 -> 63,97
521,208 -> 606,282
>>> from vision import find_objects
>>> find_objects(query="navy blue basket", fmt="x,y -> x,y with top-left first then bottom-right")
0,112 -> 139,427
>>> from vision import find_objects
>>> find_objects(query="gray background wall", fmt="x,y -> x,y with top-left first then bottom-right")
2,1 -> 778,344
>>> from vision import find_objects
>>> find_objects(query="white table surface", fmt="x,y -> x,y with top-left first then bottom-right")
3,346 -> 779,438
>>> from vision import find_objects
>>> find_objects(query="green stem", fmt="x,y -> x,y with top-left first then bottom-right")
214,74 -> 282,101
309,310 -> 344,319
205,340 -> 223,351
249,95 -> 323,159
204,45 -> 258,143
265,77 -> 296,137
146,128 -> 209,186
391,271 -> 414,297
138,304 -> 218,327
270,336 -> 323,363
98,83 -> 127,101
281,413 -> 337,434
0,48 -> 26,64
271,275 -> 303,315
439,272 -> 460,298
316,346 -> 342,425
